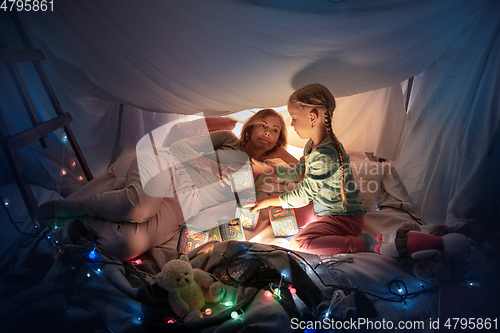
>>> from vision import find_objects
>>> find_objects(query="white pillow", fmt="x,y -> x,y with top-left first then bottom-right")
348,151 -> 419,218
380,165 -> 412,204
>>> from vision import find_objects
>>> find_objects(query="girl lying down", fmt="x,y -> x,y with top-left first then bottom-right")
38,109 -> 297,261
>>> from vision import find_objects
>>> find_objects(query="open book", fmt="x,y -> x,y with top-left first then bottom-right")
177,218 -> 246,253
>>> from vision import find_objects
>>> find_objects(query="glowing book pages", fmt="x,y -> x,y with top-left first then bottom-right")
176,228 -> 208,254
235,207 -> 259,230
269,207 -> 299,238
177,218 -> 246,253
217,218 -> 245,241
230,167 -> 253,191
229,165 -> 256,207
230,165 -> 259,231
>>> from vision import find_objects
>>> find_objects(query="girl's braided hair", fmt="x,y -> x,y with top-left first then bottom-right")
289,83 -> 347,205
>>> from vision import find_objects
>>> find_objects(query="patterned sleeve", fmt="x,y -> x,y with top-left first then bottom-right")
276,156 -> 305,182
278,152 -> 338,209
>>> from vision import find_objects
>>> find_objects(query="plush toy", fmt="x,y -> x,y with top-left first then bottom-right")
374,222 -> 483,284
157,254 -> 226,321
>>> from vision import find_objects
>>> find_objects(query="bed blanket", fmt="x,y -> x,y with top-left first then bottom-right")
0,220 -> 378,333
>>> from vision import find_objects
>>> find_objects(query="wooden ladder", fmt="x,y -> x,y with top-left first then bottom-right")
0,12 -> 93,230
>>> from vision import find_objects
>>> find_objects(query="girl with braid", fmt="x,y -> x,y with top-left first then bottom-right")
250,83 -> 371,255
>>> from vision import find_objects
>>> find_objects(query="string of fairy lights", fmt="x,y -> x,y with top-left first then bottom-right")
0,131 -> 481,328
220,247 -> 443,306
5,189 -> 480,325
3,206 -> 480,328
60,134 -> 87,184
0,132 -> 88,234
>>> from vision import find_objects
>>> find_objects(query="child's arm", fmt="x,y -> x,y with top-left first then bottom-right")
276,156 -> 304,182
279,153 -> 339,209
248,196 -> 282,214
251,158 -> 276,177
248,156 -> 306,213
260,146 -> 299,167
252,156 -> 304,181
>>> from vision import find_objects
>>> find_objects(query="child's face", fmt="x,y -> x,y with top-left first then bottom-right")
288,102 -> 313,140
249,116 -> 282,151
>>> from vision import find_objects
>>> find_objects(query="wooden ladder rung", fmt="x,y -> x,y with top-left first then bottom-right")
7,12 -> 93,182
5,113 -> 73,153
0,12 -> 94,230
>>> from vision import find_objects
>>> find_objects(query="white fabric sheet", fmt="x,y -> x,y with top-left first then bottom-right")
0,0 -> 498,244
394,0 -> 500,242
12,0 -> 488,113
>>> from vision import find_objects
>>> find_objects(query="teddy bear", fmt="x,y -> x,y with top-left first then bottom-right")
156,254 -> 226,321
374,222 -> 483,285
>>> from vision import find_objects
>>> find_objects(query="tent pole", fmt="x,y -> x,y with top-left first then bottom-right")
109,104 -> 124,166
405,77 -> 414,112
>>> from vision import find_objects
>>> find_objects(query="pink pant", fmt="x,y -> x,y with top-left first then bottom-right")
288,202 -> 365,255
